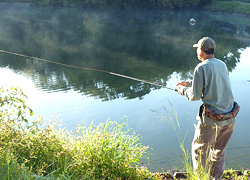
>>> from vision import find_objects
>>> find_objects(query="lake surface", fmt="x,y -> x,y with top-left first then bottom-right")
0,3 -> 250,172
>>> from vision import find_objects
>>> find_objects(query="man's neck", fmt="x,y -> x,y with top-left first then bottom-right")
201,54 -> 214,61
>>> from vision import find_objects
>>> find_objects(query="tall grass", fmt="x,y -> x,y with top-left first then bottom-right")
1,118 -> 152,179
0,118 -> 151,179
152,105 -> 214,180
0,86 -> 151,179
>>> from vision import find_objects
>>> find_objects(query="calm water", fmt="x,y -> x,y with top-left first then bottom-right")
0,4 -> 250,171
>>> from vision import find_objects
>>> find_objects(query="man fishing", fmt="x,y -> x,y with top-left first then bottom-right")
176,37 -> 239,179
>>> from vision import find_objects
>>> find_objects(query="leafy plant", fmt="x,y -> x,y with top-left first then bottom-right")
0,86 -> 151,179
0,86 -> 33,124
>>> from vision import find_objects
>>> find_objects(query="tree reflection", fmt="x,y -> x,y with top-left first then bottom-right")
0,5 -> 249,100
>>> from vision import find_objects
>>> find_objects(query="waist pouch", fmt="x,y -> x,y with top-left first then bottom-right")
199,102 -> 240,121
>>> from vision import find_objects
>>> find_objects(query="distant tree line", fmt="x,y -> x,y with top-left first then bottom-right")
0,0 -> 212,9
216,0 -> 250,2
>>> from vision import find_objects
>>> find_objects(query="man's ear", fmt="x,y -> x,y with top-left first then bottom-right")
199,48 -> 203,57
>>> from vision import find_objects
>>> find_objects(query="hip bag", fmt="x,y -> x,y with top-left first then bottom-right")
199,101 -> 240,121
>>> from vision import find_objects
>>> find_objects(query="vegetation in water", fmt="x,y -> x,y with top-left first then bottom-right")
0,86 -> 151,179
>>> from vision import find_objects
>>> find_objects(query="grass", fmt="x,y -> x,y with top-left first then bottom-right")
0,86 -> 151,179
152,106 -> 213,180
0,117 -> 153,179
1,86 -> 250,179
204,1 -> 250,15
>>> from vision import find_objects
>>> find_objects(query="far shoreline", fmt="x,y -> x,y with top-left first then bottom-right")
0,1 -> 250,17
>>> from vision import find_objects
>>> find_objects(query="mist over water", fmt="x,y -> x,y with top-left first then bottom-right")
0,3 -> 250,171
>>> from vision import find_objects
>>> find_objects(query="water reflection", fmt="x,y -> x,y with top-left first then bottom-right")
229,47 -> 250,81
0,6 -> 249,101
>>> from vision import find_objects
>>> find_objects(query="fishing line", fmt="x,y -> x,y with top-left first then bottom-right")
0,49 -> 176,90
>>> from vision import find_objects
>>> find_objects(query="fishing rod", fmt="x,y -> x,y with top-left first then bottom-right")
0,49 -> 176,91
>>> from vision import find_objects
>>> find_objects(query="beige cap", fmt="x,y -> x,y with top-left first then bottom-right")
193,37 -> 216,51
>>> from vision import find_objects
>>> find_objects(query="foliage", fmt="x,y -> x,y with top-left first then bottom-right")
0,86 -> 33,124
204,1 -> 250,15
0,0 -> 212,9
0,86 -> 150,179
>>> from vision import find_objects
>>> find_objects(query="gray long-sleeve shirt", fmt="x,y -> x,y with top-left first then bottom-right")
182,58 -> 235,126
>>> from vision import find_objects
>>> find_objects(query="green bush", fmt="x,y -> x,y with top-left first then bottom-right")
0,86 -> 150,179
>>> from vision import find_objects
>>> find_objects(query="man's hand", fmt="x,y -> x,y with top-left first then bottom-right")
176,81 -> 188,95
176,81 -> 188,86
175,85 -> 184,95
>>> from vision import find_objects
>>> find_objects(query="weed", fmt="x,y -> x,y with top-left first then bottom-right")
0,86 -> 151,179
152,104 -> 215,180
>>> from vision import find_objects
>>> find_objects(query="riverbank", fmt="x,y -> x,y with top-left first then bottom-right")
1,1 -> 250,16
0,0 -> 209,9
153,170 -> 250,179
203,0 -> 250,15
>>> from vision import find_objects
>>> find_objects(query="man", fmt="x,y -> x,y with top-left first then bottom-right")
176,37 -> 239,179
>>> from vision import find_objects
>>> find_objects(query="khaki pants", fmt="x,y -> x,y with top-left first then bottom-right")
192,122 -> 234,179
